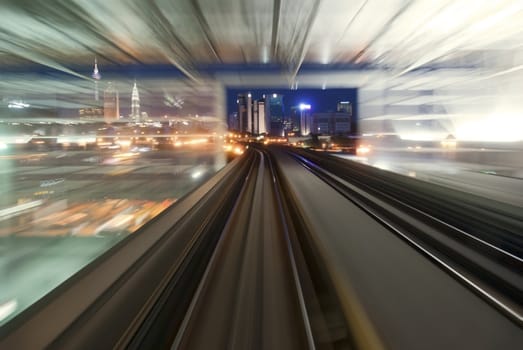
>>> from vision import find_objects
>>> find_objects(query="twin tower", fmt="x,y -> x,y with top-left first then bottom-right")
91,58 -> 142,123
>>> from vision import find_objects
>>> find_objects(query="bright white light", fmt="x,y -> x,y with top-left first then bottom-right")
7,101 -> 31,109
247,93 -> 252,98
272,93 -> 277,98
0,143 -> 7,150
454,114 -> 523,142
8,101 -> 30,109
398,132 -> 446,142
191,170 -> 203,179
356,146 -> 371,155
299,103 -> 311,110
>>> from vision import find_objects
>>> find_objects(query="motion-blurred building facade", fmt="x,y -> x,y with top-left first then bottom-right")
237,93 -> 268,135
237,93 -> 252,134
103,82 -> 120,123
252,98 -> 267,135
287,104 -> 312,136
313,101 -> 353,135
312,111 -> 352,135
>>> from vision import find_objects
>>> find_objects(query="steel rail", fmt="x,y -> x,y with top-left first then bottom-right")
290,150 -> 523,327
172,149 -> 316,349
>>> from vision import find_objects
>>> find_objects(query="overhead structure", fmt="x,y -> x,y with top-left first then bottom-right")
0,1 -> 520,75
0,0 -> 521,140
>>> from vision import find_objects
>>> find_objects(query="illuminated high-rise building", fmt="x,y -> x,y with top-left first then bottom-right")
104,82 -> 120,123
237,93 -> 252,133
289,104 -> 311,136
252,99 -> 267,135
299,103 -> 312,136
131,81 -> 140,122
267,93 -> 284,136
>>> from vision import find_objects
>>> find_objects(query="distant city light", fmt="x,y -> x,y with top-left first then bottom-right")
272,93 -> 277,98
247,93 -> 252,98
299,103 -> 311,110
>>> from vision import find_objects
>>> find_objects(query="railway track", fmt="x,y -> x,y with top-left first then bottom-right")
3,145 -> 520,349
287,148 -> 523,327
171,148 -> 345,349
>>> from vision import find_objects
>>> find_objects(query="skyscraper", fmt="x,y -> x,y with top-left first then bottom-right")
289,104 -> 311,136
237,93 -> 252,133
104,82 -> 119,123
299,103 -> 312,136
252,99 -> 267,135
267,93 -> 284,137
131,81 -> 140,122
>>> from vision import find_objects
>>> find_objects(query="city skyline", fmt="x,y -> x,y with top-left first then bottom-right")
228,88 -> 358,135
227,88 -> 357,120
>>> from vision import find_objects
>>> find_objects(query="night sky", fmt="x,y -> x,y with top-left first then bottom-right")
226,88 -> 358,118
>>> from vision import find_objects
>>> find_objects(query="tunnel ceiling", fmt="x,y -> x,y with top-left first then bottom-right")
0,0 -> 522,119
0,0 -> 521,80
